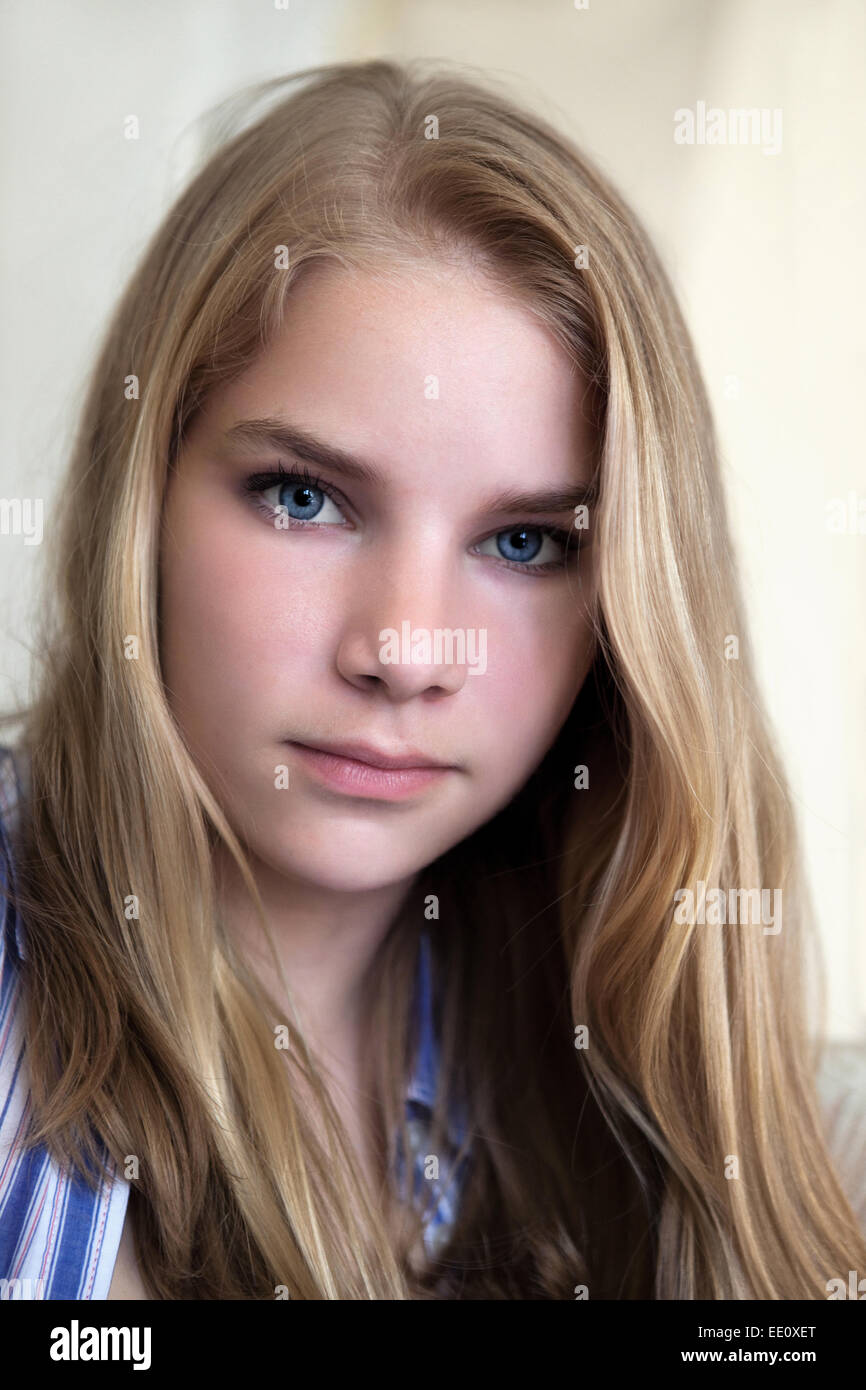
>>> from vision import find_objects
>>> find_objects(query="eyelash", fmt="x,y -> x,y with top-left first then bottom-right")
242,461 -> 581,576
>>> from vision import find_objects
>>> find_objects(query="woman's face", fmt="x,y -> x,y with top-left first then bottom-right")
160,259 -> 598,893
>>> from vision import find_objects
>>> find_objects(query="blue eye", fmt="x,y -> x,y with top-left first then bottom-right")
475,525 -> 573,573
280,480 -> 322,519
496,527 -> 543,562
275,479 -> 338,521
243,464 -> 347,526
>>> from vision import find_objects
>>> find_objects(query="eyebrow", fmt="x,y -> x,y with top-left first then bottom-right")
222,416 -> 598,516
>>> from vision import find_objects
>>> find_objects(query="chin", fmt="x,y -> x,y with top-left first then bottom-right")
249,823 -> 430,894
275,854 -> 423,896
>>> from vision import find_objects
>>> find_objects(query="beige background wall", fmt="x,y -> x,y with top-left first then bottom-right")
1,0 -> 863,1037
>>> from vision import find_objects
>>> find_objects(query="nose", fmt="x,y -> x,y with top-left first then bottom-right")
334,543 -> 472,701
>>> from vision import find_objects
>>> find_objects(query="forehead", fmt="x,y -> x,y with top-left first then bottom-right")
198,259 -> 596,490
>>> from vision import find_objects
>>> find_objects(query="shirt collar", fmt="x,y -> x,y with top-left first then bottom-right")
407,928 -> 467,1149
406,927 -> 437,1108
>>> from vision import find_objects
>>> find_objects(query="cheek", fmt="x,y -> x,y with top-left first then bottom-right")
473,611 -> 590,781
492,591 -> 592,703
159,491 -> 331,729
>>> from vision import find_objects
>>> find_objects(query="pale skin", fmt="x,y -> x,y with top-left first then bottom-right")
107,256 -> 597,1298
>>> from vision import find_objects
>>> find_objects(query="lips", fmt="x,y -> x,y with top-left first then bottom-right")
285,737 -> 456,801
288,737 -> 453,771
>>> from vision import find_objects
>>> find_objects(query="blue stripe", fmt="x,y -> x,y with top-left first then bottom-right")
44,1161 -> 104,1299
0,1040 -> 27,1147
0,1140 -> 51,1275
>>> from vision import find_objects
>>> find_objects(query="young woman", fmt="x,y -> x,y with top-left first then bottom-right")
1,57 -> 864,1301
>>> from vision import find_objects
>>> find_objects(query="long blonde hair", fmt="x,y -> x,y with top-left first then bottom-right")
4,57 -> 862,1298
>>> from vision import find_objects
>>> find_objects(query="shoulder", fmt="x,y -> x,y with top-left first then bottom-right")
0,743 -> 27,970
816,1041 -> 866,1234
0,745 -> 130,1301
0,743 -> 27,1084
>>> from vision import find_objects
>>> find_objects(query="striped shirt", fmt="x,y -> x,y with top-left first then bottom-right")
0,745 -> 468,1299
